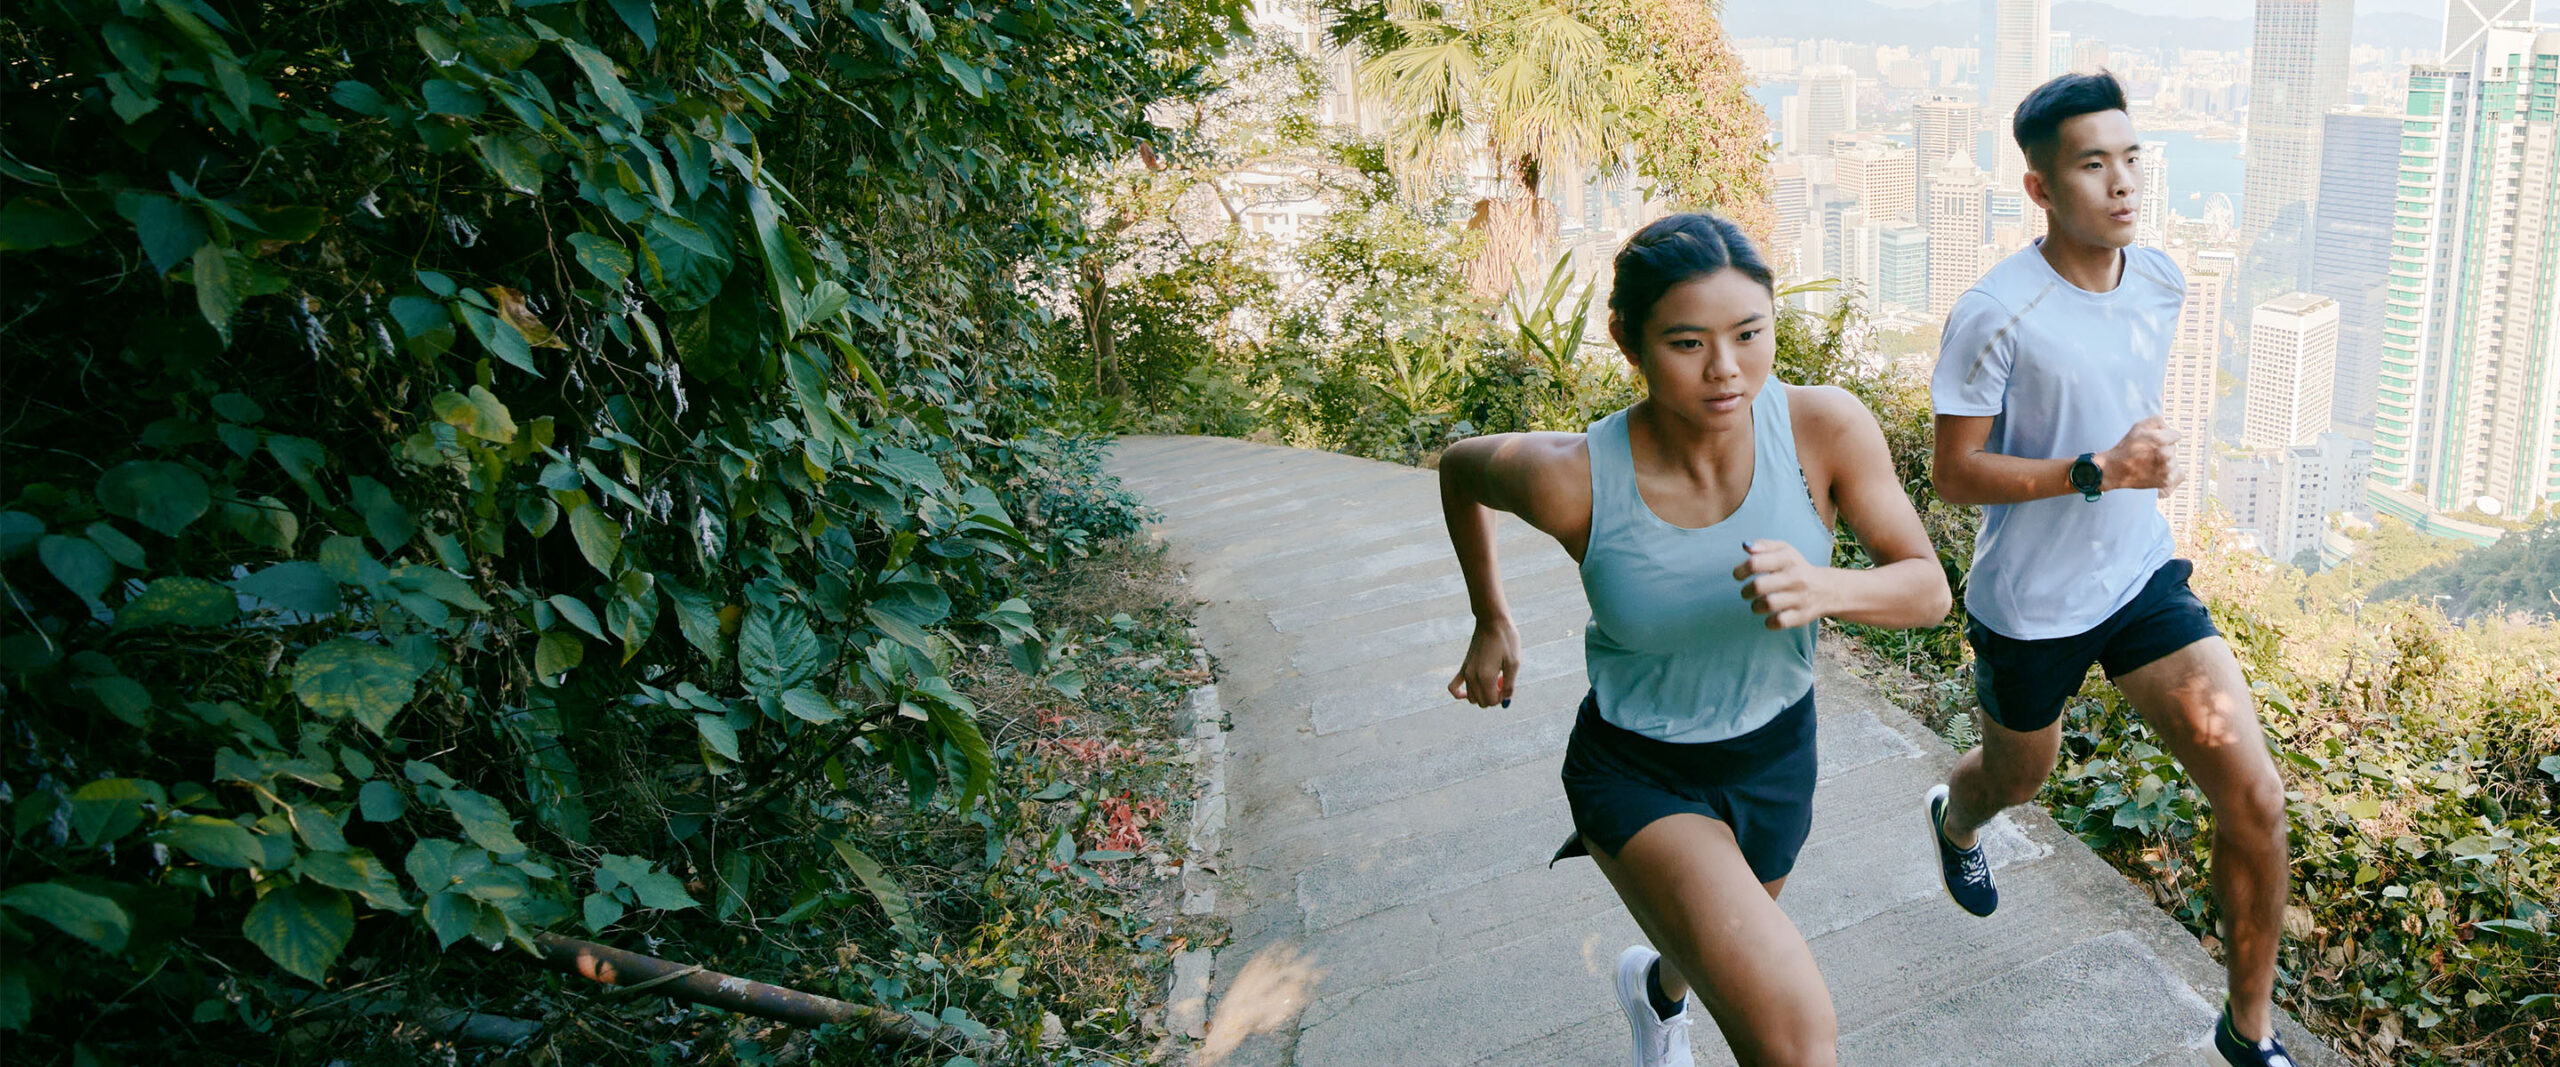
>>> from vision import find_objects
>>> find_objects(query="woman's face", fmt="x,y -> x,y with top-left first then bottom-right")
1614,268 -> 1777,424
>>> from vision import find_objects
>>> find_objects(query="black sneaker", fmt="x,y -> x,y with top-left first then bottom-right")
2215,1002 -> 2296,1067
1926,784 -> 1997,917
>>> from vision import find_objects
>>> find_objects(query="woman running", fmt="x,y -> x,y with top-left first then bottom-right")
1437,213 -> 1950,1067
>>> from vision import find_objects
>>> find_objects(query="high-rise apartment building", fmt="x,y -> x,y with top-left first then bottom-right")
2305,107 -> 2404,436
1929,156 -> 1990,315
2135,140 -> 2169,249
1982,0 -> 2052,183
1771,159 -> 1808,275
2225,436 -> 2373,565
2244,292 -> 2341,450
1912,96 -> 1979,224
2238,0 -> 2354,303
2443,0 -> 2533,70
2161,252 -> 2223,535
1880,224 -> 1931,311
2374,27 -> 2560,521
1801,66 -> 1859,157
1837,141 -> 1918,221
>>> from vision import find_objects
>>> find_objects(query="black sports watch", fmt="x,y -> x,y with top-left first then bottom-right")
2069,452 -> 2104,502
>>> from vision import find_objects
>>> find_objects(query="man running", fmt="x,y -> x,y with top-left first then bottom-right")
1922,72 -> 2296,1067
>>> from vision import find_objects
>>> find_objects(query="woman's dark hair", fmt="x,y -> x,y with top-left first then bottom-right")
1607,212 -> 1775,339
2013,71 -> 2128,174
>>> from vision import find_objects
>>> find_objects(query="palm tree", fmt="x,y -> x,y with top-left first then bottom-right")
1328,0 -> 1643,297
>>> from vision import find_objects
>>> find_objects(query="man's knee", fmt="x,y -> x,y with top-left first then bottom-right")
2214,759 -> 2288,837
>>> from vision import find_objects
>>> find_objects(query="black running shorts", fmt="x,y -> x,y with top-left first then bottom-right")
1965,557 -> 2223,734
1551,687 -> 1818,885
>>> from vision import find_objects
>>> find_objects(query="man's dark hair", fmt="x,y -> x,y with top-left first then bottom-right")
2012,71 -> 2129,174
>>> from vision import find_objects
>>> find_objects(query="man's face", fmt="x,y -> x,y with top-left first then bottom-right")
2027,109 -> 2141,249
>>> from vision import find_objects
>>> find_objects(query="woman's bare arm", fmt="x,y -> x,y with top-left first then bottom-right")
1738,388 -> 1950,631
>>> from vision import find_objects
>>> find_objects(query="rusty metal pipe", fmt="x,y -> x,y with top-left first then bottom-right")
531,933 -> 970,1053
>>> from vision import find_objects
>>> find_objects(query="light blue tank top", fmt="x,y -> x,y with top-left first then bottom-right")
1580,383 -> 1835,743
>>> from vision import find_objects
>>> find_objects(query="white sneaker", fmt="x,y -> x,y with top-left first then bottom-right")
1614,945 -> 1695,1067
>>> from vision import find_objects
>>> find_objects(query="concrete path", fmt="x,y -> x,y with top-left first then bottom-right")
1110,435 -> 2339,1067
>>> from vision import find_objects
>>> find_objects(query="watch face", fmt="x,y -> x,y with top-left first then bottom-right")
2072,457 -> 2101,493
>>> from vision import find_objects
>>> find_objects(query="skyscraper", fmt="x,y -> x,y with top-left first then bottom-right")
1928,156 -> 1989,315
2244,292 -> 2341,451
2442,0 -> 2532,70
1837,140 -> 1918,221
2304,107 -> 2403,435
1912,96 -> 1979,224
1771,159 -> 1808,275
2238,0 -> 2354,303
2135,140 -> 2169,249
2161,251 -> 2223,535
2374,27 -> 2560,521
1983,0 -> 2053,183
1880,224 -> 1931,311
1800,66 -> 1859,157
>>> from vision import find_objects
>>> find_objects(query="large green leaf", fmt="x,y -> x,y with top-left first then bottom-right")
0,882 -> 131,953
68,778 -> 162,846
233,561 -> 342,614
243,883 -> 352,984
567,503 -> 620,573
0,197 -> 97,250
534,631 -> 584,678
296,848 -> 414,914
95,460 -> 210,537
36,534 -> 111,604
437,788 -> 527,855
566,231 -> 632,289
740,599 -> 823,694
113,576 -> 238,631
694,712 -> 741,760
596,853 -> 697,911
191,244 -> 246,344
779,685 -> 844,724
0,511 -> 41,559
152,815 -> 266,869
830,840 -> 924,945
347,476 -> 414,552
292,639 -> 427,735
663,579 -> 725,660
475,133 -> 544,194
128,194 -> 207,275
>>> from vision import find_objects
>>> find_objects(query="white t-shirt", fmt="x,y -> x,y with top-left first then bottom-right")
1930,241 -> 2182,640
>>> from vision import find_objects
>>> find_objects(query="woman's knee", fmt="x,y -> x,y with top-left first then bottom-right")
1739,1021 -> 1838,1067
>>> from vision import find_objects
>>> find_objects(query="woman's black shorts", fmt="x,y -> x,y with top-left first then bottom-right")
1550,687 -> 1818,884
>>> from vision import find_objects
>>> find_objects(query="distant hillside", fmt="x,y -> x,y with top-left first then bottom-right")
1724,0 -> 2448,55
2371,518 -> 2560,621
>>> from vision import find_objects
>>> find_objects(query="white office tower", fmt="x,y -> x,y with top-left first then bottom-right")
2160,252 -> 2224,536
1801,66 -> 1860,157
2442,0 -> 2533,70
1982,0 -> 2052,184
2135,140 -> 2169,249
2238,0 -> 2355,305
2245,293 -> 2342,451
1912,96 -> 1980,224
1928,156 -> 1990,316
1837,140 -> 1919,222
2375,28 -> 2560,523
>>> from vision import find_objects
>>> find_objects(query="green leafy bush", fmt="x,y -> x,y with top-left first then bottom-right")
0,0 -> 1234,1055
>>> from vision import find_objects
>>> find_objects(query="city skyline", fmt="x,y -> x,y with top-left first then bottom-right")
1737,0 -> 2557,556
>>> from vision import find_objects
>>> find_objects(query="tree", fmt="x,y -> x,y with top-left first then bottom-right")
1326,0 -> 1645,296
